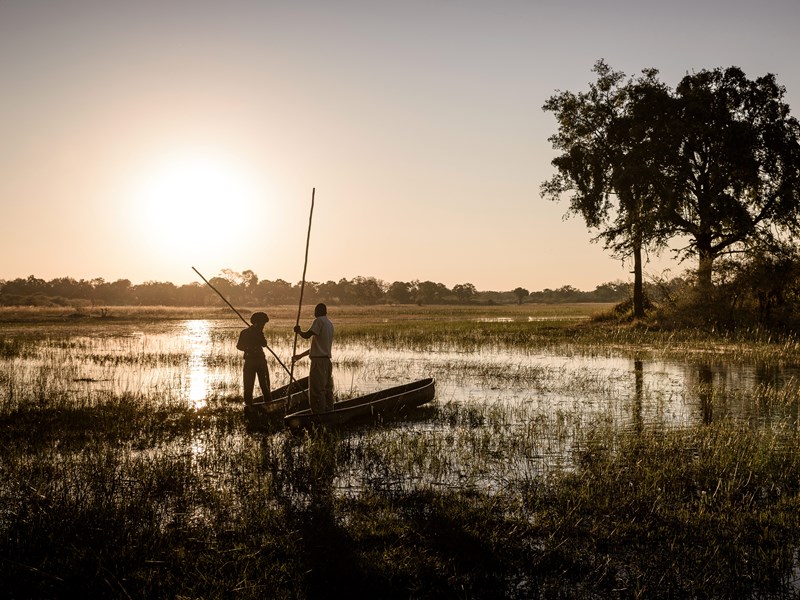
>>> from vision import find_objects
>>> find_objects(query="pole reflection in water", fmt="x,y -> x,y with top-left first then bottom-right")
184,320 -> 211,410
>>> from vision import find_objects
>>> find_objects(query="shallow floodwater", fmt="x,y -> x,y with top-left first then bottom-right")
4,319 -> 798,430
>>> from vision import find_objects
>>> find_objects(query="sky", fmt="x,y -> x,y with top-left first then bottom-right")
1,0 -> 799,292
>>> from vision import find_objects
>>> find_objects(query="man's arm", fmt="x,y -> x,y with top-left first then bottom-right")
292,323 -> 314,361
236,329 -> 248,351
293,325 -> 314,340
292,348 -> 310,362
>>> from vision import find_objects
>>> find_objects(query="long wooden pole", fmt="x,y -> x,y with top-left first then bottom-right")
191,266 -> 299,386
192,267 -> 250,326
289,188 -> 315,389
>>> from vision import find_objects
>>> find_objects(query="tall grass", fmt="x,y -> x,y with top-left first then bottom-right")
3,407 -> 798,598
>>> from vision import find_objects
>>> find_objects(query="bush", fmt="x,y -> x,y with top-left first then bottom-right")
648,250 -> 800,333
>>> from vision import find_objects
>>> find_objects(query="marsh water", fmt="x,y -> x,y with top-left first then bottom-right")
5,318 -> 799,431
4,315 -> 799,596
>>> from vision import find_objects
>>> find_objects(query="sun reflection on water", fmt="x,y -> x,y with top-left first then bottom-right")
184,320 -> 211,409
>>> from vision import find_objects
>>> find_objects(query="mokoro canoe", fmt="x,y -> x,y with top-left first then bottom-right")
283,378 -> 435,431
244,376 -> 310,429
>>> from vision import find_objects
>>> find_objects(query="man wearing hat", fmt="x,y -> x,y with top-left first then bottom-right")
237,311 -> 272,405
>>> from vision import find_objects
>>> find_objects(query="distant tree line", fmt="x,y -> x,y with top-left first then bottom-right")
0,271 -> 636,308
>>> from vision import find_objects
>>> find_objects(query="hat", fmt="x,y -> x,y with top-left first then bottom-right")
250,311 -> 269,326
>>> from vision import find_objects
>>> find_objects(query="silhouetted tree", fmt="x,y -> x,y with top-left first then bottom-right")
239,269 -> 260,304
659,67 -> 800,289
5,275 -> 45,297
352,276 -> 385,304
386,281 -> 414,304
48,277 -> 92,300
725,241 -> 800,325
0,271 -> 642,308
542,60 -> 669,318
206,276 -> 238,305
337,278 -> 358,304
512,287 -> 529,305
134,281 -> 178,305
453,283 -> 478,303
314,280 -> 342,305
255,279 -> 294,304
591,280 -> 628,302
416,281 -> 448,305
174,282 -> 209,306
95,279 -> 133,305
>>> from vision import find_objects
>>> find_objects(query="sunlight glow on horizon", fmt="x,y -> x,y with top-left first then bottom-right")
123,146 -> 284,272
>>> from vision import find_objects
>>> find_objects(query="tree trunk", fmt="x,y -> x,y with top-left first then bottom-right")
632,243 -> 645,318
697,250 -> 714,290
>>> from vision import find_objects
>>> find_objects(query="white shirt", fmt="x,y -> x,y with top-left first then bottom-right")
309,315 -> 334,358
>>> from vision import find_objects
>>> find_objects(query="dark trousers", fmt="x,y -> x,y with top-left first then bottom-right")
243,356 -> 270,404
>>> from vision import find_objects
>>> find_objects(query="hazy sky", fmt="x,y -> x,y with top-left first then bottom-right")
2,0 -> 798,291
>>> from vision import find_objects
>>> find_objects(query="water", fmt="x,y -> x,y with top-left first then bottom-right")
3,319 -> 798,430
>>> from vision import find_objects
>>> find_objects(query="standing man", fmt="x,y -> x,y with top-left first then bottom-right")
237,311 -> 272,405
292,303 -> 334,413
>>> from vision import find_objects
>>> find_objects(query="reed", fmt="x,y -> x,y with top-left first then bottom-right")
2,402 -> 799,597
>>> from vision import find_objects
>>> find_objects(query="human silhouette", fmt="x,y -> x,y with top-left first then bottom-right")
237,311 -> 272,405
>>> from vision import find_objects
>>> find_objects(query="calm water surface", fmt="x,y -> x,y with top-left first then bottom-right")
5,318 -> 799,429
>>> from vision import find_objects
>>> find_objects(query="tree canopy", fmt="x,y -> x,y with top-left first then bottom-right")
662,67 -> 800,287
542,61 -> 800,304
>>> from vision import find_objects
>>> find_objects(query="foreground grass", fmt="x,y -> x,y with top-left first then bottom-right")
1,400 -> 799,598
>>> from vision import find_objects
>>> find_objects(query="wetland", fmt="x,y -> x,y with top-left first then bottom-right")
1,304 -> 799,598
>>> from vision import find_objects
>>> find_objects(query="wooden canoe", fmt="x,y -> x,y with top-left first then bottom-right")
244,376 -> 310,429
283,378 -> 435,431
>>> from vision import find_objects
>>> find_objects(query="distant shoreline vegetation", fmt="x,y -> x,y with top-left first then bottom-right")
0,271 -> 634,308
5,269 -> 799,332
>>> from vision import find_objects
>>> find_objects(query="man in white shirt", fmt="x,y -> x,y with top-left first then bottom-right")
293,303 -> 334,413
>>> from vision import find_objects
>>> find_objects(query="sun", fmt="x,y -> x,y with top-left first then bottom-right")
129,148 -> 270,266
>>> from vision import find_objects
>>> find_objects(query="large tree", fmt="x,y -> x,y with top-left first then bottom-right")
543,62 -> 800,306
385,281 -> 414,304
542,60 -> 669,318
660,67 -> 800,288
